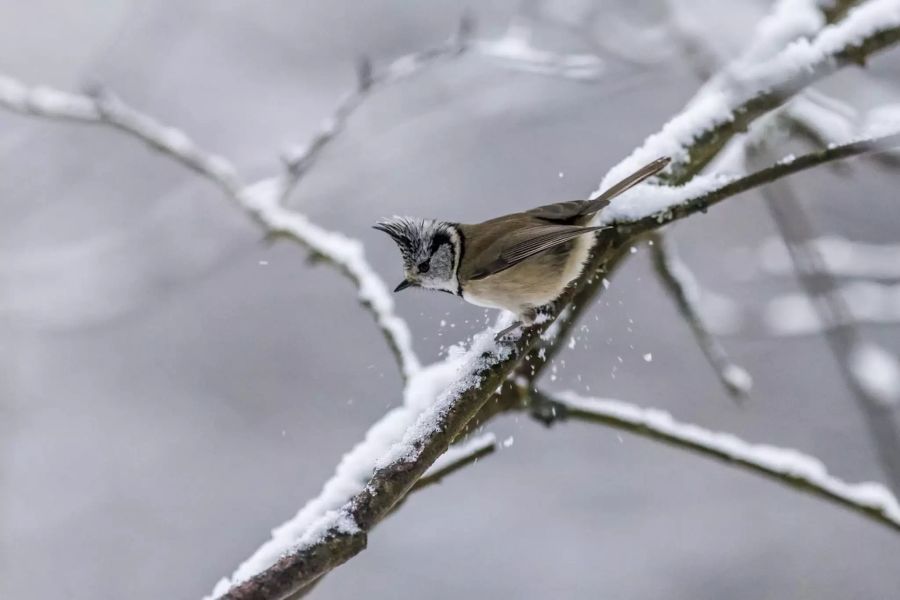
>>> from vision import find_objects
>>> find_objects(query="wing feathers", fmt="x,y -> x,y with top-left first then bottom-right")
469,225 -> 605,280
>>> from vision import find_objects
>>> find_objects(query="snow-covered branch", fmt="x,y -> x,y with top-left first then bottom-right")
0,75 -> 422,382
413,432 -> 496,491
599,0 -> 900,188
531,390 -> 900,532
0,78 -> 244,195
609,129 -> 900,233
648,233 -> 752,398
210,8 -> 900,595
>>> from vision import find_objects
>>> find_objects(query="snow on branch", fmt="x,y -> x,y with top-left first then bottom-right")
211,10 -> 900,596
0,75 -> 422,381
0,79 -> 244,195
214,325 -> 552,599
597,0 -> 900,189
648,233 -> 752,398
605,129 -> 900,232
532,390 -> 900,532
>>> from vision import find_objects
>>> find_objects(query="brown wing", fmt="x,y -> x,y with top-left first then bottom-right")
525,156 -> 671,224
468,224 -> 605,281
525,200 -> 601,224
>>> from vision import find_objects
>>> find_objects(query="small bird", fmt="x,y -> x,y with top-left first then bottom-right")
375,157 -> 670,339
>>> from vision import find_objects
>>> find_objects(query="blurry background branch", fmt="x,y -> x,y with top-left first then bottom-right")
647,232 -> 751,399
527,389 -> 900,532
747,139 -> 900,494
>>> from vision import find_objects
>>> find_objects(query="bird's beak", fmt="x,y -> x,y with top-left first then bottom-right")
394,279 -> 412,293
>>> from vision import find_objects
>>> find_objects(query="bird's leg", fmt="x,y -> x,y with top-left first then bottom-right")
494,308 -> 538,342
494,321 -> 523,342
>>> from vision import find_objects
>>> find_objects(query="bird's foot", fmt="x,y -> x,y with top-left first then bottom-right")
494,321 -> 523,342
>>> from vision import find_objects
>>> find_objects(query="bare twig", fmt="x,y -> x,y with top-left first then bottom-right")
279,15 -> 475,201
412,432 -> 497,491
529,389 -> 900,532
648,232 -> 751,398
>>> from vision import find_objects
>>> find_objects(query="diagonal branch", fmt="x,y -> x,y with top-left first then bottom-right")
529,389 -> 900,532
598,0 -> 900,189
648,232 -> 752,399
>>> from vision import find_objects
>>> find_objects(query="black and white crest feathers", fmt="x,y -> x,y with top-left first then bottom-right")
373,217 -> 456,263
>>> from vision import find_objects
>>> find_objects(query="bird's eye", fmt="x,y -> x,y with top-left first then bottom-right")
417,261 -> 430,273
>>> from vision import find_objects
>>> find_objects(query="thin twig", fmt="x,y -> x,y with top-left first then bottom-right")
648,232 -> 751,399
529,389 -> 900,532
279,15 -> 475,201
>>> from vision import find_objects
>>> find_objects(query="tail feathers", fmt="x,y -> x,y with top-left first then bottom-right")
584,156 -> 670,213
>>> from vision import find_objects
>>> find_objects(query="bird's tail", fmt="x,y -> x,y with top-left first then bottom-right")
582,156 -> 670,214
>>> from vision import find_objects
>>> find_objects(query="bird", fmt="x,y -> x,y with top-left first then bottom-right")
374,156 -> 670,340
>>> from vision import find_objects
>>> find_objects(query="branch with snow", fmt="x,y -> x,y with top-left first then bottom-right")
784,91 -> 900,170
216,124 -> 900,597
210,4 -> 900,596
1,71 -> 422,383
199,9 -> 900,597
601,0 -> 900,187
609,129 -> 900,233
6,2 -> 900,598
648,233 -> 752,398
530,389 -> 900,532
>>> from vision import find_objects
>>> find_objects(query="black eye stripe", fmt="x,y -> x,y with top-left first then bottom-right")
430,233 -> 450,255
417,261 -> 430,273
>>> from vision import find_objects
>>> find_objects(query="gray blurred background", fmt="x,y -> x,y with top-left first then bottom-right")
2,1 -> 900,598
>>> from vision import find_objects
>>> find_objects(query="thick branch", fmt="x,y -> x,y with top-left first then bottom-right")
529,389 -> 900,532
648,232 -> 751,398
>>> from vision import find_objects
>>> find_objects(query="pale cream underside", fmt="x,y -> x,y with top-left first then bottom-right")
461,233 -> 592,320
